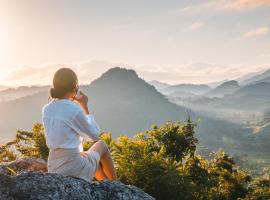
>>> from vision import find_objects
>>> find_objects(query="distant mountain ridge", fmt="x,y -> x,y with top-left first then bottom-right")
0,86 -> 50,102
0,85 -> 10,92
160,84 -> 211,95
83,67 -> 189,135
252,76 -> 270,84
0,67 -> 189,142
187,81 -> 270,111
0,67 -> 251,153
235,82 -> 270,96
239,69 -> 270,85
149,80 -> 171,90
206,80 -> 240,97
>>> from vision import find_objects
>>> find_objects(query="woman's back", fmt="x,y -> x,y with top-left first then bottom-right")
42,67 -> 117,182
42,99 -> 83,150
42,98 -> 100,151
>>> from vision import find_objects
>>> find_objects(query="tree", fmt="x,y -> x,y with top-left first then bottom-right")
0,144 -> 17,162
0,123 -> 49,162
207,151 -> 251,200
1,120 -> 269,200
243,178 -> 270,200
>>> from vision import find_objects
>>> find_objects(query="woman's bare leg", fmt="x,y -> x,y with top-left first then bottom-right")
95,163 -> 108,181
87,140 -> 117,181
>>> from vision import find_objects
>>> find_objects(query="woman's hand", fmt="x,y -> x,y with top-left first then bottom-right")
80,152 -> 88,157
73,91 -> 90,114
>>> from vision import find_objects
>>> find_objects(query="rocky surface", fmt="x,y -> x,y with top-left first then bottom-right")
0,158 -> 155,200
0,158 -> 47,175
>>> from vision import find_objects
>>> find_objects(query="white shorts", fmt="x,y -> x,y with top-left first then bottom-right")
84,149 -> 101,181
48,148 -> 101,183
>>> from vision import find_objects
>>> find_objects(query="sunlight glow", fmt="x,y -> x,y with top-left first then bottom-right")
0,6 -> 9,67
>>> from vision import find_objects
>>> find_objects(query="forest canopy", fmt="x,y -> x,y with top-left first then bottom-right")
0,119 -> 269,200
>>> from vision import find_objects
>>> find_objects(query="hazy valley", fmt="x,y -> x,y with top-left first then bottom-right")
0,67 -> 270,174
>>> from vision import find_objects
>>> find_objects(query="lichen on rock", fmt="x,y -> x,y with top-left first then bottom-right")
0,158 -> 155,200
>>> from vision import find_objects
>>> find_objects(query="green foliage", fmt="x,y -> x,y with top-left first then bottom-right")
0,145 -> 17,162
0,120 -> 269,200
142,117 -> 198,162
14,123 -> 49,160
206,151 -> 251,200
242,178 -> 270,200
111,120 -> 252,200
112,133 -> 191,200
0,123 -> 49,162
82,132 -> 113,151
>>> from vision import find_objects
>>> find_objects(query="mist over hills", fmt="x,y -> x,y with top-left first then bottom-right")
240,69 -> 270,85
0,67 -> 255,155
0,68 -> 189,143
252,76 -> 270,85
0,85 -> 10,92
0,86 -> 49,103
155,83 -> 211,96
152,68 -> 270,112
179,82 -> 270,112
206,80 -> 240,98
84,68 -> 189,135
149,80 -> 171,90
0,91 -> 49,143
151,67 -> 270,97
236,82 -> 270,96
150,68 -> 270,150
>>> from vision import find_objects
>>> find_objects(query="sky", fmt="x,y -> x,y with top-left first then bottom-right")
0,0 -> 269,86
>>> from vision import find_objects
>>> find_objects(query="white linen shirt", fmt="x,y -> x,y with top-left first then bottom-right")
42,99 -> 100,152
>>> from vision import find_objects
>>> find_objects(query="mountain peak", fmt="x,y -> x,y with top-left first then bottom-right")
100,67 -> 138,80
218,80 -> 239,88
90,67 -> 148,91
206,80 -> 240,97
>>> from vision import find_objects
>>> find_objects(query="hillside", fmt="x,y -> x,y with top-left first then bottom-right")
0,68 -> 188,143
186,82 -> 270,111
160,84 -> 211,95
167,90 -> 196,98
240,69 -> 270,85
149,80 -> 171,90
235,82 -> 270,96
84,67 -> 189,135
0,86 -> 49,103
0,85 -> 10,92
252,76 -> 270,84
206,80 -> 240,97
0,67 -> 255,153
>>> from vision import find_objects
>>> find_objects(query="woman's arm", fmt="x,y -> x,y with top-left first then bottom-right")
72,109 -> 100,141
72,90 -> 100,141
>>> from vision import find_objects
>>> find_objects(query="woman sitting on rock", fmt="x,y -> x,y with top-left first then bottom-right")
42,67 -> 117,182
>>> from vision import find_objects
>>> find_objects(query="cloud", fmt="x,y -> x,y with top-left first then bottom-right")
185,22 -> 205,31
136,62 -> 270,84
3,64 -> 68,86
2,61 -> 270,86
2,60 -> 130,86
243,26 -> 269,38
179,0 -> 270,15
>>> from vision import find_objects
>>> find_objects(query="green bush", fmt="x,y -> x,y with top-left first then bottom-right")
0,123 -> 48,162
1,120 -> 269,200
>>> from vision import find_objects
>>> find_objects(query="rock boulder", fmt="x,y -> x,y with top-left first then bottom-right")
0,158 -> 155,200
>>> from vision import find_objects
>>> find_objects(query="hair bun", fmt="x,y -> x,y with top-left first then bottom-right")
50,88 -> 58,98
50,67 -> 78,99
